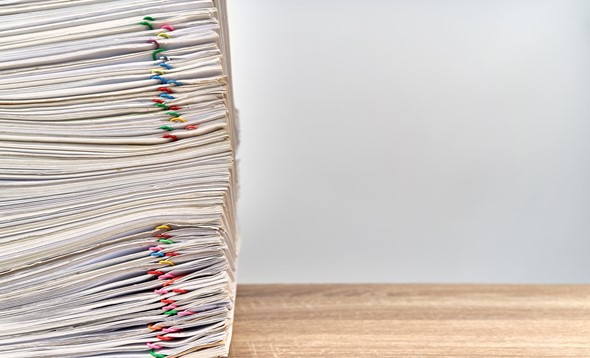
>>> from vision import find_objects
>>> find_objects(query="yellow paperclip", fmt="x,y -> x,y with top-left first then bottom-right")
157,32 -> 171,39
156,225 -> 171,230
169,117 -> 187,123
159,259 -> 175,266
151,69 -> 165,75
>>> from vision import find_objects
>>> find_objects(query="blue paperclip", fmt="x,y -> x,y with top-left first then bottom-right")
151,75 -> 167,84
167,79 -> 182,86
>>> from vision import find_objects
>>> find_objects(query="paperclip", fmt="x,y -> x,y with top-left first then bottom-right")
152,48 -> 166,61
139,21 -> 153,30
147,39 -> 160,49
162,134 -> 178,141
169,117 -> 186,123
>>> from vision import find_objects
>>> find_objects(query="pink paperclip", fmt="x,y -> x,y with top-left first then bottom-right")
178,310 -> 195,317
147,342 -> 163,349
158,273 -> 176,280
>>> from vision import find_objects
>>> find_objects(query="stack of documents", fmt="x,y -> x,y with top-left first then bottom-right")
0,0 -> 239,357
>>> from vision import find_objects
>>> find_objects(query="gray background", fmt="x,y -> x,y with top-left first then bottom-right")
226,0 -> 590,283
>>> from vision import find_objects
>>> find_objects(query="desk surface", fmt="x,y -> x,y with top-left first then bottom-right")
228,284 -> 590,357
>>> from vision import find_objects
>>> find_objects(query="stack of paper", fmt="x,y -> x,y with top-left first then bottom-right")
0,0 -> 238,357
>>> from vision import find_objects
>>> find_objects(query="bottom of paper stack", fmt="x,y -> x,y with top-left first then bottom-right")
1,213 -> 238,358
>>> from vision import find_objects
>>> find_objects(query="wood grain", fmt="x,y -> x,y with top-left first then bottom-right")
228,284 -> 590,357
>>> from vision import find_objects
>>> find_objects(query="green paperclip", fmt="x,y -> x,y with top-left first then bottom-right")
150,349 -> 167,358
152,48 -> 166,61
139,21 -> 153,30
153,103 -> 169,110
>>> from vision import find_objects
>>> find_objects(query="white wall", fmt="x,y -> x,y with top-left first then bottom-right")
227,0 -> 590,283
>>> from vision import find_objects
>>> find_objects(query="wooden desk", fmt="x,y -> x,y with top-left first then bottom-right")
228,284 -> 590,357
